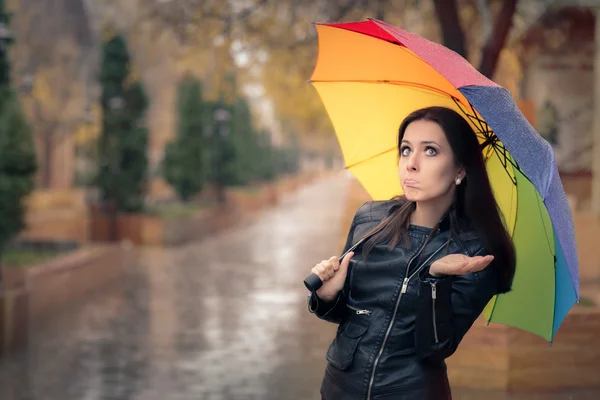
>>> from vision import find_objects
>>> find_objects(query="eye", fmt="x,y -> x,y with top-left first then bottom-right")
400,146 -> 411,156
425,146 -> 438,156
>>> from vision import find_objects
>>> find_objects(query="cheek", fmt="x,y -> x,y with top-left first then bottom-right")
397,159 -> 405,176
427,160 -> 457,187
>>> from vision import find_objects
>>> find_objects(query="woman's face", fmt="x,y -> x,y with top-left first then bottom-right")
398,119 -> 464,203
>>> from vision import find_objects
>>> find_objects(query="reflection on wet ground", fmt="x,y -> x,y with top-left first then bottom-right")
0,173 -> 597,400
0,175 -> 349,400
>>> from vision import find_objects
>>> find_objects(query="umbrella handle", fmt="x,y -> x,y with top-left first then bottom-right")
303,273 -> 323,291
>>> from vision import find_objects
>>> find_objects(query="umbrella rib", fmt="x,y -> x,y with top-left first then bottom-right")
451,96 -> 528,187
485,295 -> 499,326
535,192 -> 556,260
310,79 -> 464,102
346,147 -> 397,170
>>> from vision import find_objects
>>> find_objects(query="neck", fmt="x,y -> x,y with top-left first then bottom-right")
410,196 -> 454,229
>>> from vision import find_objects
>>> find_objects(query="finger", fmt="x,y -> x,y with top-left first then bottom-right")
466,255 -> 494,273
317,263 -> 335,279
474,255 -> 494,271
329,256 -> 340,271
313,264 -> 330,282
319,260 -> 332,276
324,263 -> 335,278
321,261 -> 336,278
311,265 -> 327,281
454,259 -> 470,272
339,252 -> 355,272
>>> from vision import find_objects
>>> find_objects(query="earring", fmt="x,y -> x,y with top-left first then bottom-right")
455,178 -> 462,185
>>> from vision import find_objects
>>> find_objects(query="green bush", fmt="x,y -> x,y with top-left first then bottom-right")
97,35 -> 149,213
0,5 -> 38,255
163,76 -> 210,201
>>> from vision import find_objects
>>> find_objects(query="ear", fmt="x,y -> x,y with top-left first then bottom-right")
457,167 -> 466,182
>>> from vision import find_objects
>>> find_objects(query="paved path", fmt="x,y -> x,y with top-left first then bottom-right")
0,173 -> 351,400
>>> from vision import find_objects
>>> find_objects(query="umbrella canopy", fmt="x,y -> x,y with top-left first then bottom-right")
309,18 -> 579,342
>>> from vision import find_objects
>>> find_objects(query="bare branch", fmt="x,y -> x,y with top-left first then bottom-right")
477,0 -> 491,42
432,0 -> 468,58
479,0 -> 518,78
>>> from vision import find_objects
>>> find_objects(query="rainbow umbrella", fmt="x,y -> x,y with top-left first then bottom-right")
309,19 -> 579,342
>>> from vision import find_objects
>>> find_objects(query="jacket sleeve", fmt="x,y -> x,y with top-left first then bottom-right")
306,212 -> 358,324
414,246 -> 498,362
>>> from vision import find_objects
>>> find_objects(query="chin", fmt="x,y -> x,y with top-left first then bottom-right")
403,189 -> 433,203
402,191 -> 423,202
405,195 -> 426,202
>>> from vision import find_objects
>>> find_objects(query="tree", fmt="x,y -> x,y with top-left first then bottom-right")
97,35 -> 149,214
0,1 -> 37,256
433,0 -> 518,78
163,75 -> 209,201
254,129 -> 277,181
229,96 -> 263,184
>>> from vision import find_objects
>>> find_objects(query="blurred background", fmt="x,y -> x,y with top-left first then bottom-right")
0,0 -> 599,399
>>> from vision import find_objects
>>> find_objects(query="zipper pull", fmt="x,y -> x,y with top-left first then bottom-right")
431,282 -> 437,299
401,278 -> 409,294
356,309 -> 372,315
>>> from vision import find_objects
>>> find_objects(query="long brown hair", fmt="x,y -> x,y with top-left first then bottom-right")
360,107 -> 515,293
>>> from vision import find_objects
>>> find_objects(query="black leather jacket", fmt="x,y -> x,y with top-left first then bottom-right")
308,201 -> 500,400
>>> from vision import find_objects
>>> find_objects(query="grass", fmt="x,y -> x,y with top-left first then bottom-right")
2,249 -> 59,268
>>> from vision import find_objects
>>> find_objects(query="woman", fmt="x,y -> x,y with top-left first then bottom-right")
307,106 -> 516,400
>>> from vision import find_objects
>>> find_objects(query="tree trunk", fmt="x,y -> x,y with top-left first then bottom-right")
478,0 -> 518,78
374,0 -> 386,21
432,0 -> 467,58
43,130 -> 52,188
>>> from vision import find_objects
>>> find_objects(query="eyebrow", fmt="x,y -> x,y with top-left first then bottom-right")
401,140 -> 440,146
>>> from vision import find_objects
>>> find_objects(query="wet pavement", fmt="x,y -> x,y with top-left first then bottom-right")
1,173 -> 598,400
0,174 -> 349,400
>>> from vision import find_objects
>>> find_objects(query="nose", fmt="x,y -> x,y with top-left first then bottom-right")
405,153 -> 419,172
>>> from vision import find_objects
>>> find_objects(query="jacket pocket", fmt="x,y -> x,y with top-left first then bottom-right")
326,320 -> 369,371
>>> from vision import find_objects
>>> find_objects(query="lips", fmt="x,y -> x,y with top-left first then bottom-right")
404,179 -> 418,186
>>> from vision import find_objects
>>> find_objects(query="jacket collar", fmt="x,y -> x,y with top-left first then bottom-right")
386,199 -> 455,232
437,203 -> 454,232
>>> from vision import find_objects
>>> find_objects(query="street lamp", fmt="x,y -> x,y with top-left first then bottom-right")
0,20 -> 13,86
0,21 -> 13,49
108,96 -> 126,111
212,105 -> 231,204
213,107 -> 231,136
20,74 -> 34,95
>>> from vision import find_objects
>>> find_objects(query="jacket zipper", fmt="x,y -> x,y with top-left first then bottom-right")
366,239 -> 449,400
431,282 -> 439,343
346,303 -> 372,315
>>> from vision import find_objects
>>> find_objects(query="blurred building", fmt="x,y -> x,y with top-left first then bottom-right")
515,1 -> 600,215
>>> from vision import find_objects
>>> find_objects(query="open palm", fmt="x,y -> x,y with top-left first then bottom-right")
429,253 -> 494,277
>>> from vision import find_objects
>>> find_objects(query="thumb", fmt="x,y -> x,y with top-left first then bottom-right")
339,251 -> 355,272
